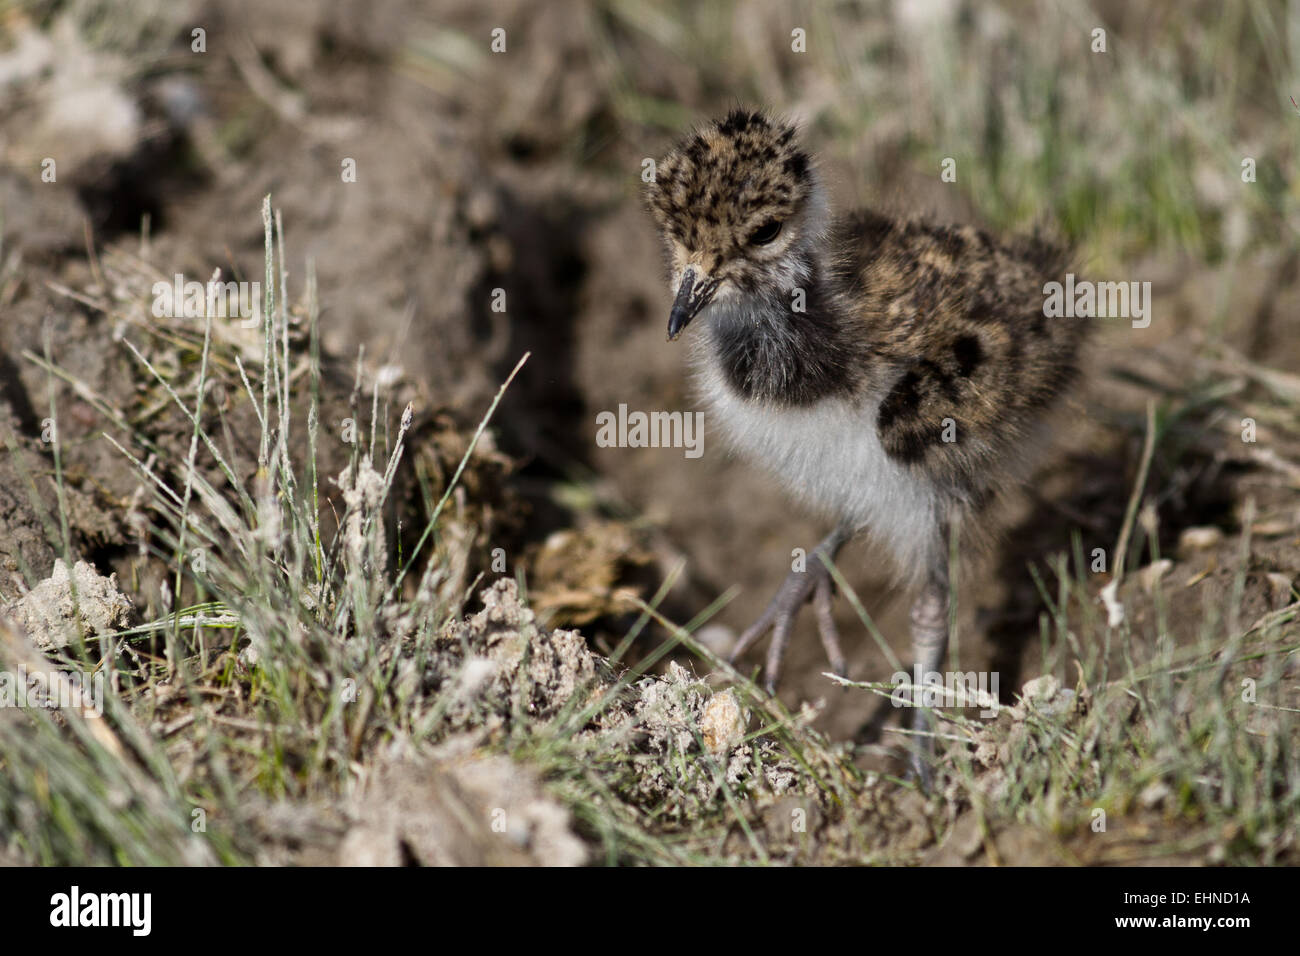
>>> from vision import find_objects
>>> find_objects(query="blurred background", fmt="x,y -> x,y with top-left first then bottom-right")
3,0 -> 1299,742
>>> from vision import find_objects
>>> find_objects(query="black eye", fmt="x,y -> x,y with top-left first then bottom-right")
748,219 -> 783,245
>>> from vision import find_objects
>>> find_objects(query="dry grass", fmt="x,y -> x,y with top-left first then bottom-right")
1,0 -> 1298,866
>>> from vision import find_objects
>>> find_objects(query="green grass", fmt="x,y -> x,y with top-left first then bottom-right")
578,0 -> 1300,271
0,198 -> 879,865
2,185 -> 1297,865
2,1 -> 1299,866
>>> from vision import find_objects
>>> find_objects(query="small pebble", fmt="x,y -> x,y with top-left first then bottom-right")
1265,573 -> 1295,609
1138,559 -> 1174,593
700,689 -> 746,753
1177,526 -> 1222,554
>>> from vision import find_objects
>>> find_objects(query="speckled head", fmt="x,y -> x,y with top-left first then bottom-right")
647,109 -> 822,340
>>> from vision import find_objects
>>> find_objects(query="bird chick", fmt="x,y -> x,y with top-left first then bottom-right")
646,108 -> 1089,780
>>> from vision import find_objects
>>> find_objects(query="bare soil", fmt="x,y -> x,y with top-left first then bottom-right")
2,0 -> 1298,865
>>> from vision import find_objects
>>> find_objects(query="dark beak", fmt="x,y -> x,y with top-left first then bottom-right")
667,269 -> 720,341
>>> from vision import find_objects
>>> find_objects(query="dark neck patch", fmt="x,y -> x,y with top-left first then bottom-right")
707,263 -> 861,405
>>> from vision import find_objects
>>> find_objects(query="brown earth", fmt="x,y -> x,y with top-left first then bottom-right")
2,1 -> 1298,864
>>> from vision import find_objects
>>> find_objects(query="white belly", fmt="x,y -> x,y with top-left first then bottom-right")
698,363 -> 940,577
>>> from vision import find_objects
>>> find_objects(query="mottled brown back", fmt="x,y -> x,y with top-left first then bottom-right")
832,211 -> 1088,506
